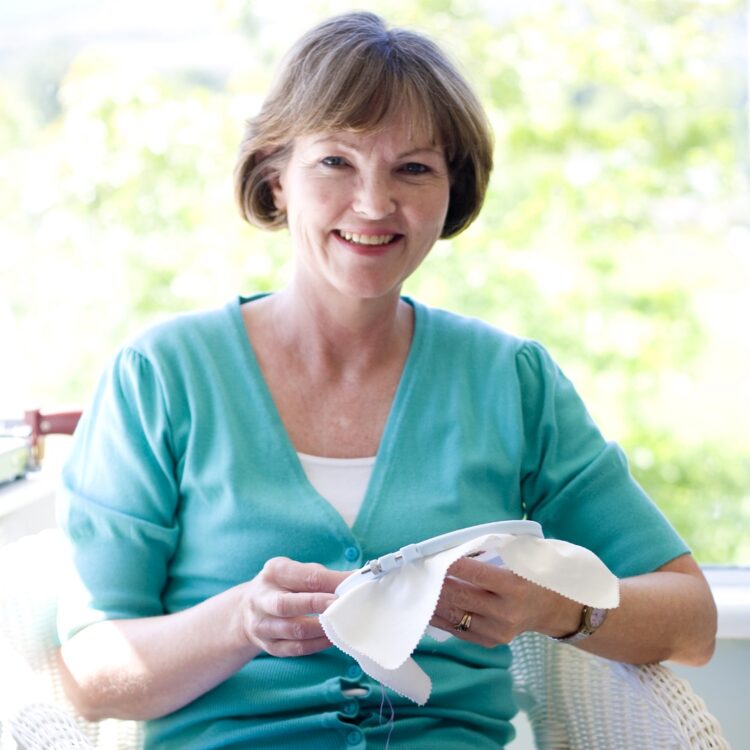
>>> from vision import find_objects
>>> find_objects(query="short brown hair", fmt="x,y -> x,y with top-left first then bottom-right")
234,11 -> 493,238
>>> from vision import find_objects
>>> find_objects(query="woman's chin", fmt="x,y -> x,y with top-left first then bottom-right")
325,274 -> 404,303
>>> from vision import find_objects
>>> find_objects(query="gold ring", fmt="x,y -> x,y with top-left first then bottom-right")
454,612 -> 472,632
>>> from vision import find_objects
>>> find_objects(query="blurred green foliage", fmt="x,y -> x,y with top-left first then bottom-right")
1,0 -> 749,562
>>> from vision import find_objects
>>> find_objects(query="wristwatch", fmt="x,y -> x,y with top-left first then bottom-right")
554,605 -> 608,644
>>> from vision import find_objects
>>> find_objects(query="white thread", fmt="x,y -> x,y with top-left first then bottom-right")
379,684 -> 395,749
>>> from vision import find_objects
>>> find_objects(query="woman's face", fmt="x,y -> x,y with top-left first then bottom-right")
271,112 -> 450,303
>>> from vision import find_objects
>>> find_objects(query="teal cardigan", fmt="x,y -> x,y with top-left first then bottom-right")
58,296 -> 688,749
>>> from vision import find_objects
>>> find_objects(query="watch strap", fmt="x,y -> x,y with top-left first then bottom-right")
553,605 -> 608,644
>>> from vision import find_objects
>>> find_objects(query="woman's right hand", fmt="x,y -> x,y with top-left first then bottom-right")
240,557 -> 351,657
60,557 -> 353,722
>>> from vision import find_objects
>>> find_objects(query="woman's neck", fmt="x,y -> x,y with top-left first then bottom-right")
240,283 -> 415,457
267,283 -> 413,378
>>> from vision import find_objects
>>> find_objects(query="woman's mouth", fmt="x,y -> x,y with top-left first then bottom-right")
335,230 -> 401,250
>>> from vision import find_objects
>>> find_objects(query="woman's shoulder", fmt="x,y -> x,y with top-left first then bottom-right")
121,299 -> 240,362
95,299 -> 248,412
414,299 -> 549,362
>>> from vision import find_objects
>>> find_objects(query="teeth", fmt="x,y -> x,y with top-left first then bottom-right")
339,231 -> 395,246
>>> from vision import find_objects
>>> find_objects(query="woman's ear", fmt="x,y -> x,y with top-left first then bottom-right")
257,147 -> 286,214
269,170 -> 286,212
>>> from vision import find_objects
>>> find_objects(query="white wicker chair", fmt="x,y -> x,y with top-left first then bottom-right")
0,529 -> 729,749
509,631 -> 729,749
0,530 -> 142,749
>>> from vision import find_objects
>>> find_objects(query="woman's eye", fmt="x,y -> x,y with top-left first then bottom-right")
401,162 -> 431,175
321,156 -> 346,168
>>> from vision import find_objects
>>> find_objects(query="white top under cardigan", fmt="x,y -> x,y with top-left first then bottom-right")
297,452 -> 375,527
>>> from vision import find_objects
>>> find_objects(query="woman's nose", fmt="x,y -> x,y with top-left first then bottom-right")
352,174 -> 396,218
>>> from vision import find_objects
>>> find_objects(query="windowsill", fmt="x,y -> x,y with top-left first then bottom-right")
702,566 -> 750,640
0,470 -> 58,546
0,470 -> 56,518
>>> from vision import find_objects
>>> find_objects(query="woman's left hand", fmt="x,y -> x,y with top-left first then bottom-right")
430,556 -> 582,647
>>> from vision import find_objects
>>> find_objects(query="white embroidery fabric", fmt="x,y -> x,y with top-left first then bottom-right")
320,533 -> 620,705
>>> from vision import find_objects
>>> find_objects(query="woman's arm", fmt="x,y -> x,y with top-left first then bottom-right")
59,559 -> 349,721
431,552 -> 716,666
577,553 -> 716,665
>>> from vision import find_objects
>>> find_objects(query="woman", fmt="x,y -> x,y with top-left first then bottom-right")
57,11 -> 716,749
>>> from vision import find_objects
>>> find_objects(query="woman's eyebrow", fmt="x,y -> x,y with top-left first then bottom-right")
310,136 -> 443,159
310,135 -> 355,149
398,147 -> 444,159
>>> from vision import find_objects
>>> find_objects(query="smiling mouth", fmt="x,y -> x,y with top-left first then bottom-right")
336,230 -> 400,246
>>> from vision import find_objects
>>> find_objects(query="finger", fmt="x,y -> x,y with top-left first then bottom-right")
432,579 -> 474,626
447,557 -> 521,594
254,613 -> 328,643
435,576 -> 523,638
429,613 -> 496,648
436,575 -> 491,617
263,558 -> 351,594
260,589 -> 337,618
266,635 -> 333,658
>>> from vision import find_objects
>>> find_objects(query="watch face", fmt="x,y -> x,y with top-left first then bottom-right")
585,607 -> 607,631
554,606 -> 609,643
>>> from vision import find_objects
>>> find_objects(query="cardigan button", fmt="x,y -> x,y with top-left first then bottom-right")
346,729 -> 363,745
344,546 -> 359,562
346,663 -> 363,680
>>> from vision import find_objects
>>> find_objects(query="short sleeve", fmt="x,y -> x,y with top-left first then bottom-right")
57,347 -> 180,640
516,341 -> 688,578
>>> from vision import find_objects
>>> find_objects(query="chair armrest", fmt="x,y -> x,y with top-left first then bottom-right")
6,704 -> 94,750
509,631 -> 729,749
0,530 -> 143,749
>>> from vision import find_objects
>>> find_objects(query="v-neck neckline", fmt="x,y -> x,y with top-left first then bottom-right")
228,294 -> 427,532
